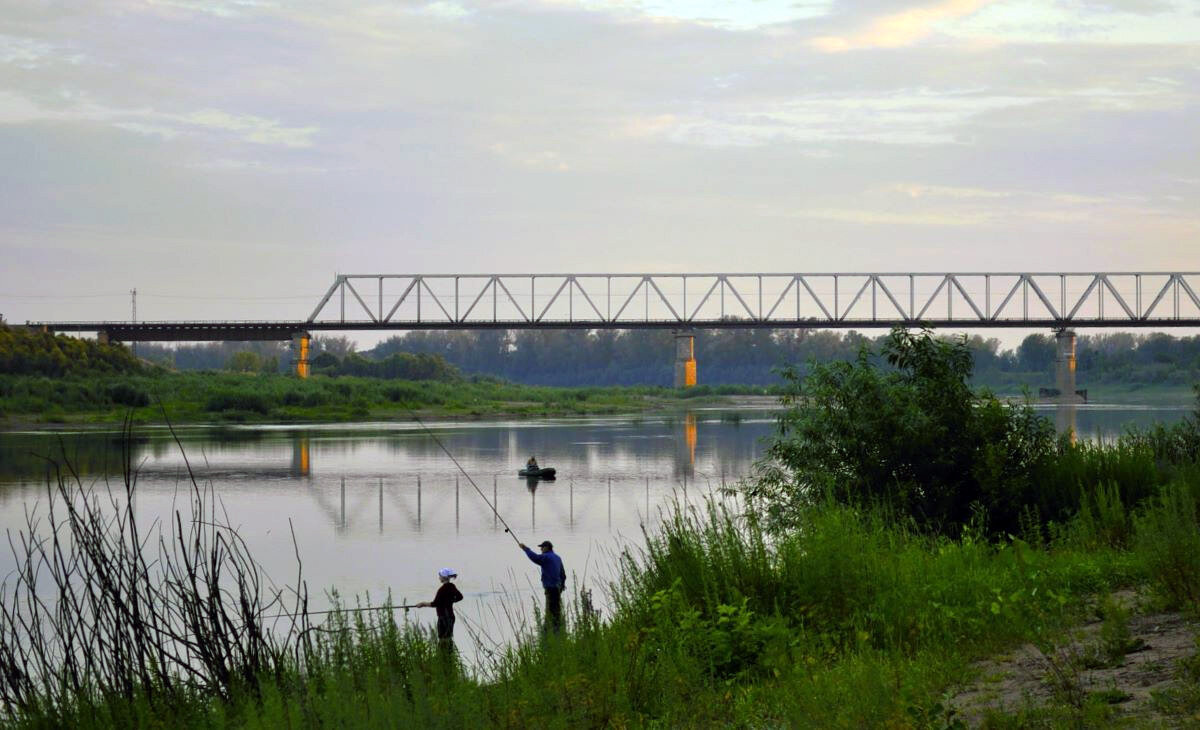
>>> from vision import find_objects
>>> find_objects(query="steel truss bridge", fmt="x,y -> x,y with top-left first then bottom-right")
31,272 -> 1200,340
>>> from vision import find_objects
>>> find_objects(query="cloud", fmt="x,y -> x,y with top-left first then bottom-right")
178,109 -> 318,147
889,183 -> 1011,199
662,91 -> 1042,147
813,0 -> 996,51
488,142 -> 570,171
790,207 -> 990,226
143,0 -> 281,18
0,91 -> 318,148
620,114 -> 678,138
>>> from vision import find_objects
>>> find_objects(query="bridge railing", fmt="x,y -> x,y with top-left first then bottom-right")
306,273 -> 1200,328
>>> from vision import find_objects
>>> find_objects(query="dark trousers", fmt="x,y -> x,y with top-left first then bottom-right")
544,587 -> 563,631
437,614 -> 456,641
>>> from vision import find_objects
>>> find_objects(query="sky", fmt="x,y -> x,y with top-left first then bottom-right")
1,0 -> 1199,339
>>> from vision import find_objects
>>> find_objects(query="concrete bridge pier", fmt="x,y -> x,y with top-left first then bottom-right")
1055,328 -> 1078,441
673,331 -> 697,388
1055,329 -> 1076,400
292,331 -> 311,378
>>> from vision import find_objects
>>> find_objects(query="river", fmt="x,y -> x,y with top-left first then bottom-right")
0,403 -> 1189,665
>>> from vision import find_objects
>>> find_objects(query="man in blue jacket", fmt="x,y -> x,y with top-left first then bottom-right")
520,539 -> 566,631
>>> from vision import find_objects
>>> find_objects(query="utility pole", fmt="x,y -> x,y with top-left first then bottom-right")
130,288 -> 137,357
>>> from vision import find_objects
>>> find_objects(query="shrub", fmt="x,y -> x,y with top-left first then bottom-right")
311,352 -> 340,371
205,389 -> 271,415
302,390 -> 330,407
107,382 -> 151,408
745,327 -> 1056,535
1134,479 -> 1200,610
0,325 -> 143,376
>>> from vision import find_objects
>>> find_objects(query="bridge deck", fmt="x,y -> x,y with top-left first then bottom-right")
29,272 -> 1200,341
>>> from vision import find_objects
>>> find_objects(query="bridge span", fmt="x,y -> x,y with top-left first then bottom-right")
29,272 -> 1200,388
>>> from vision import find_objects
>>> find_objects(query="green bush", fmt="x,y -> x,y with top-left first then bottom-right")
205,389 -> 272,415
107,382 -> 151,408
746,327 -> 1056,535
1134,478 -> 1200,610
0,325 -> 143,376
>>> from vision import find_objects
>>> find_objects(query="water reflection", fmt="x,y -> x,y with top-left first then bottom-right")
292,437 -> 310,476
1055,403 -> 1078,444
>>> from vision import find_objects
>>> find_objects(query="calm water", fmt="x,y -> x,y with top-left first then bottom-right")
0,404 -> 1188,662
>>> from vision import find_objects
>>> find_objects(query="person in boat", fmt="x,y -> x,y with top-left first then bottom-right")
519,540 -> 566,632
416,568 -> 463,645
526,456 -> 538,470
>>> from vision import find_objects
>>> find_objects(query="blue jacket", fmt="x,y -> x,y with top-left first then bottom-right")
523,547 -> 566,591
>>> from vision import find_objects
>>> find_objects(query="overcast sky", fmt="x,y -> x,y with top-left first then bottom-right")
1,0 -> 1198,333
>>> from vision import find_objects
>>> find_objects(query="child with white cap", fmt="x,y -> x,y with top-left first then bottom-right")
416,568 -> 464,643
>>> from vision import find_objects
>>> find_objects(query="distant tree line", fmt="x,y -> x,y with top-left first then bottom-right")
8,323 -> 1200,388
134,336 -> 359,374
310,351 -> 461,381
359,329 -> 1200,388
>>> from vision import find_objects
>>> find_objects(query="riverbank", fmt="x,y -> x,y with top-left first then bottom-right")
2,370 -> 1193,430
0,372 -> 777,428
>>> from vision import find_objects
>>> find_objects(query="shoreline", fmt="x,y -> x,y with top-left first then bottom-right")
0,395 -> 770,432
1,371 -> 1192,433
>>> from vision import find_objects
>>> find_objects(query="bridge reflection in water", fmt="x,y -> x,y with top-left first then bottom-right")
283,412 -> 713,534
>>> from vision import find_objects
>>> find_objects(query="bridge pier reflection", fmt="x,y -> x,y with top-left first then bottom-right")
291,437 -> 311,476
673,412 -> 698,479
1056,404 -> 1078,445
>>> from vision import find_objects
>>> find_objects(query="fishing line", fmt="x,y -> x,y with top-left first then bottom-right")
261,603 -> 421,620
407,413 -> 524,547
259,412 -> 526,625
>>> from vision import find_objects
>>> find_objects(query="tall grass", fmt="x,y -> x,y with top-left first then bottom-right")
0,417 -> 313,727
6,427 -> 1200,726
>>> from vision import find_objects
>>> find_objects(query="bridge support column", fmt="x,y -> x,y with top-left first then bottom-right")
673,332 -> 697,388
1055,329 -> 1077,400
96,330 -> 110,345
1055,328 -> 1078,441
292,332 -> 311,379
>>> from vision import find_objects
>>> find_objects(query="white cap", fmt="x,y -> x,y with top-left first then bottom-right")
438,568 -> 457,579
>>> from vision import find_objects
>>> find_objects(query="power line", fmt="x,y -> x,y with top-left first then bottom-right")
1,292 -> 327,300
0,293 -> 128,299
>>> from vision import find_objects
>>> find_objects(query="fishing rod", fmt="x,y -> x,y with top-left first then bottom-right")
258,415 -> 529,622
261,603 -> 422,621
408,414 -> 524,547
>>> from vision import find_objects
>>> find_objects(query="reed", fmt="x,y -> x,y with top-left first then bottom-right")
0,414 -> 313,725
4,421 -> 1200,726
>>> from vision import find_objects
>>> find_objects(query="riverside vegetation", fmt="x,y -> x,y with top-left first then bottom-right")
4,328 -> 1200,726
0,325 -> 757,425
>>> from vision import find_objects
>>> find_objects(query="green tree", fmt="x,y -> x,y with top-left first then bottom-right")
1017,333 -> 1055,373
746,327 -> 1056,535
226,351 -> 263,373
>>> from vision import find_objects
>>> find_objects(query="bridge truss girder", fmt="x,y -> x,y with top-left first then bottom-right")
29,272 -> 1200,341
306,272 -> 1200,330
